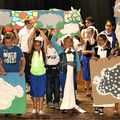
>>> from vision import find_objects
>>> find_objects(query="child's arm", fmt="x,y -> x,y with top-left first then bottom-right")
82,41 -> 94,54
19,57 -> 26,76
111,39 -> 119,55
39,29 -> 50,54
51,35 -> 64,55
75,51 -> 80,72
13,30 -> 19,44
28,27 -> 37,52
0,59 -> 6,75
75,51 -> 80,81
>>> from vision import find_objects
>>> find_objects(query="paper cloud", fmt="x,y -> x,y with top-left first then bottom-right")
0,78 -> 24,110
38,13 -> 63,28
0,10 -> 11,26
93,63 -> 120,99
60,23 -> 79,34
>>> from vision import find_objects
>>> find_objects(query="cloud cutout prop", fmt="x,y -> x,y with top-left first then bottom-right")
0,78 -> 24,110
93,63 -> 120,99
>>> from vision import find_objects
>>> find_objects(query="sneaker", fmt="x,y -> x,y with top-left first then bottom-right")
47,102 -> 54,108
94,107 -> 99,114
38,110 -> 45,115
54,103 -> 59,110
99,108 -> 104,116
32,109 -> 37,114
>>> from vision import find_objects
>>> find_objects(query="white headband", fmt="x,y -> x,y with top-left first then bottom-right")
87,26 -> 97,32
60,34 -> 72,43
35,36 -> 43,47
98,33 -> 108,38
35,36 -> 43,42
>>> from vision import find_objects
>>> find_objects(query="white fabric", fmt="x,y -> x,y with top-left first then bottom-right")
93,104 -> 115,107
18,26 -> 34,53
60,53 -> 86,113
97,45 -> 107,58
64,48 -> 75,53
35,36 -> 43,42
46,47 -> 60,65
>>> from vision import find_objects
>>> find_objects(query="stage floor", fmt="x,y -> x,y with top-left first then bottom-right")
0,71 -> 120,120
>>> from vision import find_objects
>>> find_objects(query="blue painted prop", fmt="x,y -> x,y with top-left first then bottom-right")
0,73 -> 26,114
37,10 -> 64,29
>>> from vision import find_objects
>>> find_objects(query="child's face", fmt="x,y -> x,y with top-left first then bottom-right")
86,29 -> 93,39
97,37 -> 106,46
34,41 -> 41,51
26,21 -> 34,30
105,21 -> 114,33
64,38 -> 73,49
4,39 -> 13,48
85,20 -> 94,28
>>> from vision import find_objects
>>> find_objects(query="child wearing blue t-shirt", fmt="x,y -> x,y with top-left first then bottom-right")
0,32 -> 25,76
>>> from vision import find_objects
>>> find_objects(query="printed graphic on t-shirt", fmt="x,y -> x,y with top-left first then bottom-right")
3,50 -> 17,64
47,55 -> 57,59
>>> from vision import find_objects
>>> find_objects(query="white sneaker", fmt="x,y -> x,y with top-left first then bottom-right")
32,109 -> 37,114
38,110 -> 45,115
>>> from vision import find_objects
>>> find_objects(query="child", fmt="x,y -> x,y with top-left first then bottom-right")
0,32 -> 25,76
82,26 -> 97,97
93,33 -> 112,115
101,19 -> 119,55
51,29 -> 86,113
46,41 -> 60,109
81,16 -> 97,42
29,36 -> 46,115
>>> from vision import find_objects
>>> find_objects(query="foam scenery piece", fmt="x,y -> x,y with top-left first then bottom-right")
0,73 -> 26,114
64,7 -> 84,27
114,0 -> 120,17
90,57 -> 120,105
12,10 -> 38,30
57,22 -> 80,39
93,63 -> 120,99
37,10 -> 64,29
0,9 -> 12,26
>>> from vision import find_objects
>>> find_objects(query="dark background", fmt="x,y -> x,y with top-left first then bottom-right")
0,0 -> 116,32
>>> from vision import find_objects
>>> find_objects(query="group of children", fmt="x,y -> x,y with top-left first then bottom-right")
0,16 -> 119,115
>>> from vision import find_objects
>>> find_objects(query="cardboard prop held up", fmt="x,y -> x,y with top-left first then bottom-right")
0,73 -> 26,114
0,9 -> 12,26
12,10 -> 38,30
37,10 -> 64,29
90,57 -> 120,105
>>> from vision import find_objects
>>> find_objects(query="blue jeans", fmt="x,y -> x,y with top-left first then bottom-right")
46,66 -> 60,104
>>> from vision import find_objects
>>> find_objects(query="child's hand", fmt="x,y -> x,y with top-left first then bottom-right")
0,69 -> 7,75
108,55 -> 113,60
51,29 -> 60,35
92,57 -> 98,61
76,72 -> 80,81
19,70 -> 24,76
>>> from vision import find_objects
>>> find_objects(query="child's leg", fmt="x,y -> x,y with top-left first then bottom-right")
38,97 -> 44,111
113,103 -> 119,115
32,97 -> 37,110
38,97 -> 45,115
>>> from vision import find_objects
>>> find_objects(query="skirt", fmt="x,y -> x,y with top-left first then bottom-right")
30,73 -> 46,97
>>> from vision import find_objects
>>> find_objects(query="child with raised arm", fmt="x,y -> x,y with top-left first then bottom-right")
51,29 -> 86,113
29,35 -> 46,115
